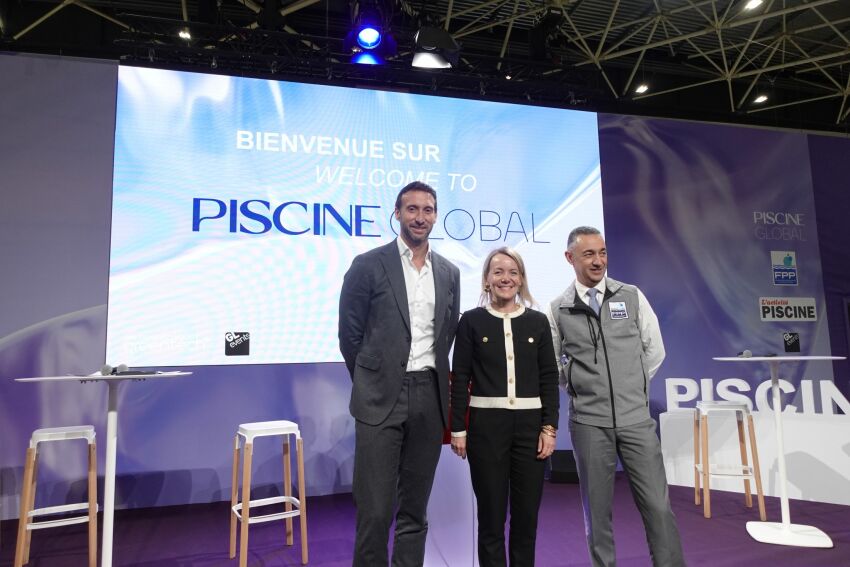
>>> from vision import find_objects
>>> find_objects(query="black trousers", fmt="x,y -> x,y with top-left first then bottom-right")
468,408 -> 545,567
352,371 -> 444,567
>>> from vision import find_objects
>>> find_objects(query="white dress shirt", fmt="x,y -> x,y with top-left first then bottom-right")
397,237 -> 437,372
573,278 -> 665,379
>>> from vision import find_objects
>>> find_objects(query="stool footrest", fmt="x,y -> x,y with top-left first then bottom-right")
232,495 -> 302,523
29,502 -> 96,517
27,503 -> 99,530
245,510 -> 302,525
695,463 -> 755,478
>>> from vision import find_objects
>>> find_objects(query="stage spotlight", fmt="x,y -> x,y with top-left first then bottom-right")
352,52 -> 381,65
745,0 -> 763,10
635,83 -> 649,94
754,94 -> 768,103
178,28 -> 191,40
412,26 -> 460,69
345,1 -> 396,64
355,7 -> 383,49
350,2 -> 385,50
357,27 -> 381,49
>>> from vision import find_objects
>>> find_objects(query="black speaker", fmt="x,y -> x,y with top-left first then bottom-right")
549,450 -> 579,483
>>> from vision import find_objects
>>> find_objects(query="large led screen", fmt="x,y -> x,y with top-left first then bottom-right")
106,66 -> 604,366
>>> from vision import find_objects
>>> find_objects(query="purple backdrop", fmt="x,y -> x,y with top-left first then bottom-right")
808,134 -> 850,395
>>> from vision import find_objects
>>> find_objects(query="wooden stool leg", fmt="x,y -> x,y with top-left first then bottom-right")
283,438 -> 293,546
14,447 -> 36,567
736,412 -> 753,508
693,409 -> 701,505
747,415 -> 767,521
297,437 -> 308,565
88,443 -> 98,567
239,442 -> 254,567
229,435 -> 240,559
23,449 -> 39,564
700,414 -> 711,518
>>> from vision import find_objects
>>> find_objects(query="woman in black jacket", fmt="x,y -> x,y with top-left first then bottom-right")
450,246 -> 559,567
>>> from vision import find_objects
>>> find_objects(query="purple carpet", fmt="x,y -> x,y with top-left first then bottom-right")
2,475 -> 848,566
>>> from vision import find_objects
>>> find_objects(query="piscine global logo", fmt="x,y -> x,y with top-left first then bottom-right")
771,250 -> 798,286
225,332 -> 250,356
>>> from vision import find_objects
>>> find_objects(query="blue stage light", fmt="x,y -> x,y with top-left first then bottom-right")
352,52 -> 381,65
356,26 -> 381,50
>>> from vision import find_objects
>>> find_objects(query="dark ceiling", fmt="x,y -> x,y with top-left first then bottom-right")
3,0 -> 850,135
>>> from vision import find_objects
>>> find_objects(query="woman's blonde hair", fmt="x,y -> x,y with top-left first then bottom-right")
479,247 -> 536,308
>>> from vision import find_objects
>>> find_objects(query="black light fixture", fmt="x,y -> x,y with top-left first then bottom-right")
258,0 -> 285,31
412,26 -> 460,69
528,6 -> 565,61
198,0 -> 220,25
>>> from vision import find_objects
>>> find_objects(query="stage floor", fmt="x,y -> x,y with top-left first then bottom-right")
1,473 -> 847,566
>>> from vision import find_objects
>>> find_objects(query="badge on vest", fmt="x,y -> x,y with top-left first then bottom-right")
609,302 -> 629,320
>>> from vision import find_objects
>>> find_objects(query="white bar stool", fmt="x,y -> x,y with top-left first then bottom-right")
229,420 -> 308,566
14,425 -> 98,567
693,401 -> 765,520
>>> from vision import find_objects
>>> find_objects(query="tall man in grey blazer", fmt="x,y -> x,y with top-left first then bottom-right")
339,181 -> 461,567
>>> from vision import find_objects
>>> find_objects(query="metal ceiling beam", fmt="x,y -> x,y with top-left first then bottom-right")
786,36 -> 843,91
730,0 -> 775,75
496,0 -> 519,71
442,0 -> 506,24
560,5 -> 619,98
581,0 -> 839,65
622,16 -> 658,96
688,16 -> 850,59
13,0 -> 130,40
454,5 -> 545,39
735,37 -> 781,110
746,92 -> 842,114
455,1 -> 509,36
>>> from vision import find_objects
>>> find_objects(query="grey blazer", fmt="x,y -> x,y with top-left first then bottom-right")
339,239 -> 461,427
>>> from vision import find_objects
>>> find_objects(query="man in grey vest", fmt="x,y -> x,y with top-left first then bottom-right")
548,226 -> 685,567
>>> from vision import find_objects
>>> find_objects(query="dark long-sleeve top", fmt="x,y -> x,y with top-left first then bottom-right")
451,305 -> 559,434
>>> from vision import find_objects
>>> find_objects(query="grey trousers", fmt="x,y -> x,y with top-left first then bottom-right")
570,418 -> 686,567
352,371 -> 444,567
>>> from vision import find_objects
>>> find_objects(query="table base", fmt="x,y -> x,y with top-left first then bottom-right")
746,521 -> 833,548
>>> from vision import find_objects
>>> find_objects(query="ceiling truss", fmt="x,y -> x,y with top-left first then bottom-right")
3,0 -> 850,133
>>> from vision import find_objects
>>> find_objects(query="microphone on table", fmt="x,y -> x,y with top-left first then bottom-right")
100,363 -> 130,375
736,350 -> 777,358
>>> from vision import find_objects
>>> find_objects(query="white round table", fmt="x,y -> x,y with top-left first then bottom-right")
15,371 -> 191,567
713,355 -> 843,548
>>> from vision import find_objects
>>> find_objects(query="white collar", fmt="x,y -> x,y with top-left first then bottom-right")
485,304 -> 526,319
396,237 -> 431,261
574,278 -> 606,299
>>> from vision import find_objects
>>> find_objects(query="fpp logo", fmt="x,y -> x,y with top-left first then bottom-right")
771,251 -> 798,286
225,331 -> 250,356
783,332 -> 801,353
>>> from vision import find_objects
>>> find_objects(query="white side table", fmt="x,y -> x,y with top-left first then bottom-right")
15,371 -> 191,567
713,355 -> 843,548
